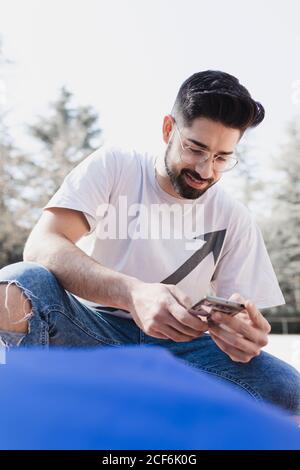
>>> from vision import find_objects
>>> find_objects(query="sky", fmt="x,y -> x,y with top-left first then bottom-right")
0,0 -> 300,167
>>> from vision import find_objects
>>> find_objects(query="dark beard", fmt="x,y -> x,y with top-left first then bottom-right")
164,148 -> 215,200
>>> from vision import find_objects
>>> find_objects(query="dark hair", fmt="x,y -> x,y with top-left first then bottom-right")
172,70 -> 265,132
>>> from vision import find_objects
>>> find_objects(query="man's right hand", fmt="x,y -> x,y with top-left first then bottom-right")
128,281 -> 208,342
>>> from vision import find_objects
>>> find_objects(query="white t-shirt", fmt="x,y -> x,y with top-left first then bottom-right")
44,146 -> 285,318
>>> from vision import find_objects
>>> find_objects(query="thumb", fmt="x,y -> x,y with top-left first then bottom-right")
228,292 -> 246,305
228,293 -> 248,320
245,300 -> 271,332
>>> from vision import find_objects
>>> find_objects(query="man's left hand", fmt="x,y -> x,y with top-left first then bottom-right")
208,293 -> 271,363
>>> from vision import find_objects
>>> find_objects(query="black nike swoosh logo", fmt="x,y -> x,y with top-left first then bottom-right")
161,229 -> 226,285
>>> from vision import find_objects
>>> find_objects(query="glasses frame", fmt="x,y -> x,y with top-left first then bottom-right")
172,120 -> 239,173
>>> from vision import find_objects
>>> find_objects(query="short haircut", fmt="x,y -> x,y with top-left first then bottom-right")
172,70 -> 265,132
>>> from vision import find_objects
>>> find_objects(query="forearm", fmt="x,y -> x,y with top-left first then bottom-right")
23,233 -> 140,310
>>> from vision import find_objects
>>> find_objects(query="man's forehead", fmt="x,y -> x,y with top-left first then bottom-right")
183,118 -> 241,152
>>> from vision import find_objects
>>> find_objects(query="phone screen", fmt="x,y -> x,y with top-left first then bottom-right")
189,296 -> 245,318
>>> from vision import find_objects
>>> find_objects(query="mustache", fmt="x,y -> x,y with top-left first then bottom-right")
182,169 -> 214,184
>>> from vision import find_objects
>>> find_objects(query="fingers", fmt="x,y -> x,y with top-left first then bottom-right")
236,311 -> 251,323
210,332 -> 256,363
228,293 -> 270,334
167,284 -> 193,309
168,302 -> 208,334
148,328 -> 193,342
208,298 -> 270,363
145,303 -> 207,342
151,320 -> 200,342
228,292 -> 246,305
210,312 -> 269,347
148,331 -> 170,340
208,323 -> 262,358
166,314 -> 205,339
164,284 -> 208,332
244,300 -> 271,333
159,324 -> 198,342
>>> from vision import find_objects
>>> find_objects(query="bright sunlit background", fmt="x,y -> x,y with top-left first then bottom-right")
1,0 -> 300,156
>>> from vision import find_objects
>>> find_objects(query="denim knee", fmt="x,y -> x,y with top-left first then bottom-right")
0,262 -> 65,347
0,261 -> 57,294
260,353 -> 300,414
277,363 -> 300,414
0,261 -> 64,316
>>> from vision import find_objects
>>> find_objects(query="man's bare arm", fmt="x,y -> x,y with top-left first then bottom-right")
23,207 -> 207,341
23,208 -> 140,310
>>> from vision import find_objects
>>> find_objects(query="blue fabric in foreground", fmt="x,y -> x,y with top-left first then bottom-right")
0,345 -> 299,450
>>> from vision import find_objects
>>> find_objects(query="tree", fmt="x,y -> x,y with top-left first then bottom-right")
221,139 -> 266,222
263,119 -> 300,313
28,86 -> 102,207
0,44 -> 102,267
0,40 -> 30,267
233,142 -> 264,209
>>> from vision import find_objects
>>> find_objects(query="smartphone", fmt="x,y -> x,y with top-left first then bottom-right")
189,295 -> 245,318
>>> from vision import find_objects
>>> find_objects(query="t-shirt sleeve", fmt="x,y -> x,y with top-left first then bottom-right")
43,147 -> 117,234
210,219 -> 285,309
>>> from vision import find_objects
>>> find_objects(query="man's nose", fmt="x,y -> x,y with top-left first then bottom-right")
195,158 -> 214,178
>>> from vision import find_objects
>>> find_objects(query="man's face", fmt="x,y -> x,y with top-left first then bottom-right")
163,116 -> 241,199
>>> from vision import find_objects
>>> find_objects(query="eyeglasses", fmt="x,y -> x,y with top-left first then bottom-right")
172,121 -> 238,173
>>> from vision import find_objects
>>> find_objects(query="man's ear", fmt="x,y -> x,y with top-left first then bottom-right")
162,115 -> 174,144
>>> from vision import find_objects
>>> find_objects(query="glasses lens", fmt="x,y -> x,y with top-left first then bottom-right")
181,148 -> 210,165
214,156 -> 237,172
181,151 -> 237,172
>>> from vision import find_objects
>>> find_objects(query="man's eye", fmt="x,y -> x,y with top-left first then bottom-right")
190,148 -> 206,156
216,156 -> 229,162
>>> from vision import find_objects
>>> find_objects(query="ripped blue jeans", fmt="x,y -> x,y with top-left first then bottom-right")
1,261 -> 300,414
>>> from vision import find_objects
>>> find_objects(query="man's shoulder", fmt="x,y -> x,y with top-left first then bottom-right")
95,144 -> 150,164
212,184 -> 255,232
213,184 -> 251,215
77,144 -> 152,180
